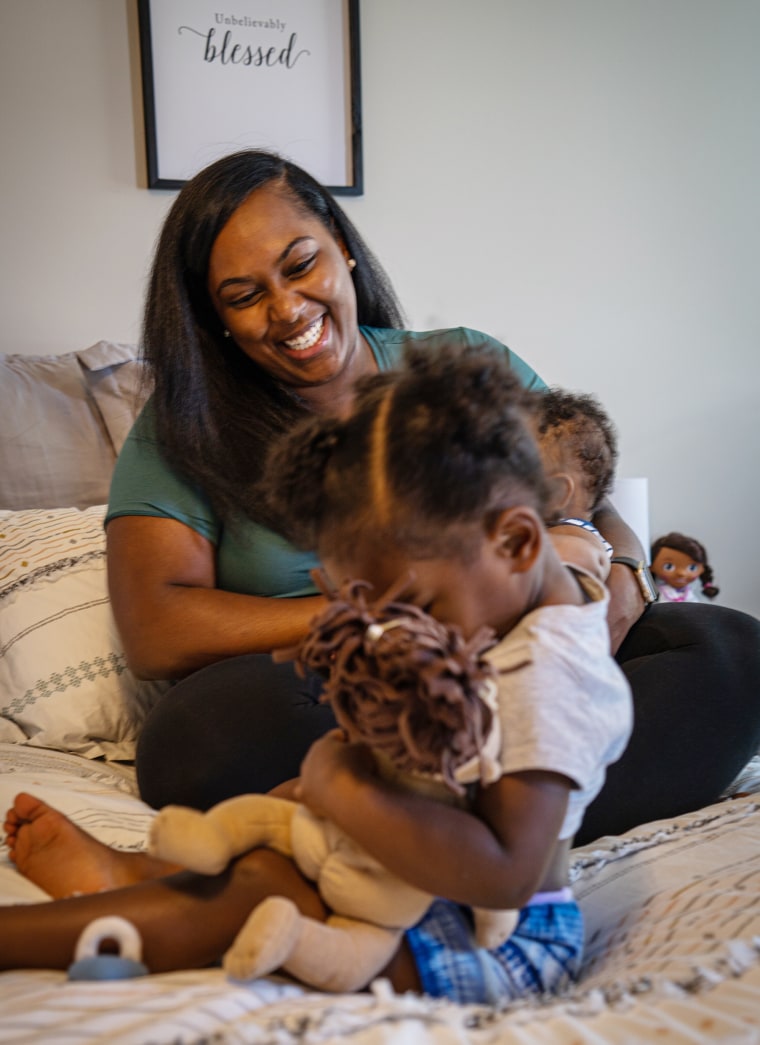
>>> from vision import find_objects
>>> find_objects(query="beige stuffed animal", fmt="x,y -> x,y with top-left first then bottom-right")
149,574 -> 518,992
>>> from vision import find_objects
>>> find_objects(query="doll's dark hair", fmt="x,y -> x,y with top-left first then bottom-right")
140,149 -> 404,525
260,343 -> 550,561
275,571 -> 499,796
650,532 -> 719,598
531,388 -> 618,513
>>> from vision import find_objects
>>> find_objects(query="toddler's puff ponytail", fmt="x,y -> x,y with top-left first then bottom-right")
258,415 -> 344,549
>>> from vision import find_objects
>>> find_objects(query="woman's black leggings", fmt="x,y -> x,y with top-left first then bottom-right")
575,602 -> 760,843
136,602 -> 760,844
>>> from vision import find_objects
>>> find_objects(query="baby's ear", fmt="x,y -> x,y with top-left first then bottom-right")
547,472 -> 575,516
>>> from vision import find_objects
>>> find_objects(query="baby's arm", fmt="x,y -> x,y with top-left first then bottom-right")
297,730 -> 570,911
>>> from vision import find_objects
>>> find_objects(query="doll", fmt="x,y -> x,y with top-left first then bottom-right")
149,571 -> 518,992
650,532 -> 719,603
529,388 -> 618,582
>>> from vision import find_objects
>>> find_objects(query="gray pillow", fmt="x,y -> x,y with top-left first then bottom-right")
0,342 -> 145,510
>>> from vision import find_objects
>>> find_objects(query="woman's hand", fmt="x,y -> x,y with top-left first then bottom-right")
605,562 -> 648,653
296,729 -> 377,819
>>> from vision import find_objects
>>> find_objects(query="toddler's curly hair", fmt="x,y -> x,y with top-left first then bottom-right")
259,342 -> 550,562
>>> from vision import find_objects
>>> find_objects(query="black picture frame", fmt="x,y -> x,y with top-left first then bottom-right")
137,0 -> 363,194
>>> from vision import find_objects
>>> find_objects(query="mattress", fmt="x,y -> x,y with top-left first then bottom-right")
1,743 -> 760,1044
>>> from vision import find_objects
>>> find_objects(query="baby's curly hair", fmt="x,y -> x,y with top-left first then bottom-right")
532,388 -> 618,514
258,343 -> 550,561
650,532 -> 719,598
275,570 -> 499,795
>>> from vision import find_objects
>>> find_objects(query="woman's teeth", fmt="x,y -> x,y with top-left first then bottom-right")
284,317 -> 325,351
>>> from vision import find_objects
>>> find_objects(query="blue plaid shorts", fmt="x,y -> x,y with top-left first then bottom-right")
405,892 -> 583,1005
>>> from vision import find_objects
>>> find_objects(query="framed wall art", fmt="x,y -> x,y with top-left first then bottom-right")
137,0 -> 362,193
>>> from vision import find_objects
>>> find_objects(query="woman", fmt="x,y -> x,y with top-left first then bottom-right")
6,150 -> 760,909
107,148 -> 545,811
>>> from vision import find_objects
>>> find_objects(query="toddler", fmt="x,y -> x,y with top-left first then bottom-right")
259,343 -> 633,1003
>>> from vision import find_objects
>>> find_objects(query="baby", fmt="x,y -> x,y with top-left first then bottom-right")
529,388 -> 618,582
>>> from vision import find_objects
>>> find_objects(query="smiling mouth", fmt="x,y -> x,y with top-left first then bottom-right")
283,316 -> 325,351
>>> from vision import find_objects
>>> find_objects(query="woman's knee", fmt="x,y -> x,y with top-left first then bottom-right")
617,602 -> 760,666
136,655 -> 335,810
577,603 -> 760,844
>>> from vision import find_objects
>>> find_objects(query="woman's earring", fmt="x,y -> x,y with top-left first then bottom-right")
223,329 -> 231,338
347,258 -> 357,271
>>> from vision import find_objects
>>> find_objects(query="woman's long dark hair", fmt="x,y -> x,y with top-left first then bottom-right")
141,150 -> 404,524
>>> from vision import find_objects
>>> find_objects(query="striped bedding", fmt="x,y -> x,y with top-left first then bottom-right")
1,742 -> 760,1044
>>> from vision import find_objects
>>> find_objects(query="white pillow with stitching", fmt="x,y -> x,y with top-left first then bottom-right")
0,505 -> 166,759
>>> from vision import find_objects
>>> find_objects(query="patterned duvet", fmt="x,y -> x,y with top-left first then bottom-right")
1,743 -> 760,1044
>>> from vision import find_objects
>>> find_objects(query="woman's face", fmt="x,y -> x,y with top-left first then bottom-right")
207,183 -> 361,396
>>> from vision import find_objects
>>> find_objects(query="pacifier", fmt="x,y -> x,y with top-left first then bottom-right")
67,916 -> 149,980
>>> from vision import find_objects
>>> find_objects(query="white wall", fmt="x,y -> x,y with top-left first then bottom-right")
1,0 -> 758,617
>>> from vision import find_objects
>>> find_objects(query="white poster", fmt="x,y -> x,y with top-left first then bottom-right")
138,0 -> 362,193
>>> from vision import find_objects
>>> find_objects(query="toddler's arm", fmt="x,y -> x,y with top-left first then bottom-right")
297,730 -> 571,912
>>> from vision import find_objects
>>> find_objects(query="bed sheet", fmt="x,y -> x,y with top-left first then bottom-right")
1,743 -> 760,1044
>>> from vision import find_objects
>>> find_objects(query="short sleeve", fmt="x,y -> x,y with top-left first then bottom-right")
361,326 -> 547,391
106,402 -> 220,545
455,328 -> 546,391
487,604 -> 632,794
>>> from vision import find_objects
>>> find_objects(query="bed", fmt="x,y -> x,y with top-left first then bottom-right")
1,343 -> 759,1044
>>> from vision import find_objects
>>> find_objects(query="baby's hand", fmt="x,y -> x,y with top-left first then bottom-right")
550,527 -> 611,583
296,729 -> 377,817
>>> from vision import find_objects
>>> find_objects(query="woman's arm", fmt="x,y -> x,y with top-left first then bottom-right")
296,731 -> 570,910
107,516 -> 326,680
592,497 -> 648,653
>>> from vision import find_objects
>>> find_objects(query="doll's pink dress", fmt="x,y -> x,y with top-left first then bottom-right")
655,580 -> 703,603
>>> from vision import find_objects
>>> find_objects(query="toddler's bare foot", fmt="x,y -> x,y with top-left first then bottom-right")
4,792 -> 175,899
